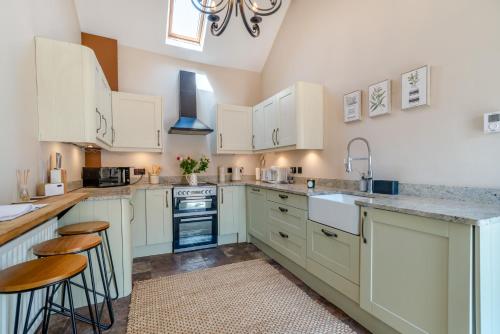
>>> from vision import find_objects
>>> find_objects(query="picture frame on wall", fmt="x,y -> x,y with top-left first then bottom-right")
368,79 -> 391,117
344,90 -> 362,122
401,65 -> 431,110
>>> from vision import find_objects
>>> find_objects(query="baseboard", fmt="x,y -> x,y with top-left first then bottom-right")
250,236 -> 398,334
133,243 -> 172,258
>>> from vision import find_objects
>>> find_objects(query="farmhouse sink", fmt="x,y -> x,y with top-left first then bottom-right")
308,194 -> 366,235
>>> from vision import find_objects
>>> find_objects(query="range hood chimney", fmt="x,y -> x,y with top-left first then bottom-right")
168,71 -> 214,135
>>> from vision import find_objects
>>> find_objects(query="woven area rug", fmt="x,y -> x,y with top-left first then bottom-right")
127,259 -> 356,334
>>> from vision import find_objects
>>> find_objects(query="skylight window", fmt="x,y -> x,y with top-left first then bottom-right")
166,0 -> 207,51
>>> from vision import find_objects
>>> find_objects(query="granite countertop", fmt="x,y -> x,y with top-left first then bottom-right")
72,180 -> 500,226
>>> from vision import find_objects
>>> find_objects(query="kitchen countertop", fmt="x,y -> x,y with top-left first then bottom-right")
73,180 -> 500,226
0,192 -> 88,246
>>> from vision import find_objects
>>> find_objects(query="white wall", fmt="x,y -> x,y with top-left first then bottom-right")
261,0 -> 500,188
0,0 -> 84,204
101,46 -> 261,177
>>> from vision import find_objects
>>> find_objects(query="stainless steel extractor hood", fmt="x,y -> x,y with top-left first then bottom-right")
168,71 -> 214,135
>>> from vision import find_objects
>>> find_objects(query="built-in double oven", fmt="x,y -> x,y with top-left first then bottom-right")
172,184 -> 218,253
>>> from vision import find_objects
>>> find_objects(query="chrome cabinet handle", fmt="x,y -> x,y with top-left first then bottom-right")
278,194 -> 288,199
166,191 -> 169,208
278,231 -> 288,239
102,116 -> 108,136
276,128 -> 280,145
96,108 -> 102,133
220,134 -> 223,149
157,130 -> 160,146
272,129 -> 276,146
130,201 -> 135,223
321,229 -> 338,238
278,207 -> 288,213
361,211 -> 367,244
221,188 -> 224,204
252,135 -> 255,149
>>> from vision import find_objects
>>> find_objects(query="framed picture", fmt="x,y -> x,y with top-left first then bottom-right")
368,79 -> 391,117
344,90 -> 362,122
401,65 -> 430,110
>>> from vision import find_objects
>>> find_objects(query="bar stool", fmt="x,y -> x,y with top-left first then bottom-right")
58,221 -> 118,300
0,254 -> 96,334
32,235 -> 114,332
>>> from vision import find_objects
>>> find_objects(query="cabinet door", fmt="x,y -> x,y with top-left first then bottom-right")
246,187 -> 268,242
36,37 -> 86,142
112,92 -> 163,150
131,190 -> 146,247
219,187 -> 237,235
145,189 -> 172,245
217,104 -> 252,153
360,208 -> 473,334
96,63 -> 113,146
276,86 -> 296,147
252,103 -> 266,150
263,97 -> 278,149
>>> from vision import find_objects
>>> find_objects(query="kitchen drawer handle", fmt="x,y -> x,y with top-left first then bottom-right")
96,108 -> 102,133
252,188 -> 260,192
272,129 -> 276,146
278,207 -> 288,213
252,134 -> 255,149
361,211 -> 367,244
321,229 -> 338,238
278,231 -> 289,239
220,134 -> 223,149
276,128 -> 280,145
157,130 -> 160,147
166,190 -> 169,208
278,194 -> 288,199
130,201 -> 135,223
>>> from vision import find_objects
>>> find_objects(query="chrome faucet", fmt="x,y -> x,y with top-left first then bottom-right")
345,137 -> 373,193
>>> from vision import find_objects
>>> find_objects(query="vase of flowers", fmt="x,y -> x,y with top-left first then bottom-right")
177,156 -> 210,186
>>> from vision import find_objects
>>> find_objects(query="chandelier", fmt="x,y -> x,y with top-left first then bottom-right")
191,0 -> 282,38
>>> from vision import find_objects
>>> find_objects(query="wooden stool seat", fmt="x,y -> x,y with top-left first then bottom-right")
0,255 -> 87,293
58,221 -> 110,236
32,235 -> 102,257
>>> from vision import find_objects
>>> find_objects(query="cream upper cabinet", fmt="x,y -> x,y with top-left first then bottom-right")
252,103 -> 266,150
360,208 -> 473,334
111,92 -> 163,152
276,86 -> 296,147
217,104 -> 252,154
256,81 -> 324,152
96,66 -> 113,146
262,96 -> 278,149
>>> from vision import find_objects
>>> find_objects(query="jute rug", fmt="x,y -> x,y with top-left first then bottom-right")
127,259 -> 357,334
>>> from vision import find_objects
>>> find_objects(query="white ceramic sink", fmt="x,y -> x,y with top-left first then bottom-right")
308,194 -> 365,235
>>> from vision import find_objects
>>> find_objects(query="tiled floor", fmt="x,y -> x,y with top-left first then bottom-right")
45,243 -> 370,333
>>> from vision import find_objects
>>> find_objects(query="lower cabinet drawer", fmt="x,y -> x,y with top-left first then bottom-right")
268,224 -> 306,268
306,220 -> 360,284
268,202 -> 307,237
267,190 -> 308,210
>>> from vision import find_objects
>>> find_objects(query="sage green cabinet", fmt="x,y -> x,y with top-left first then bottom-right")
360,208 -> 473,334
131,188 -> 173,258
246,187 -> 268,242
268,224 -> 307,267
218,186 -> 246,245
268,202 -> 307,237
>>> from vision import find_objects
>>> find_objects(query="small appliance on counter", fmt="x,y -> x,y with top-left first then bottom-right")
82,167 -> 130,188
231,167 -> 243,181
261,167 -> 289,184
218,166 -> 226,183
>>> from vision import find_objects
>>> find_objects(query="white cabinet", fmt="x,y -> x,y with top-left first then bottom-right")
252,103 -> 266,150
262,96 -> 279,149
218,186 -> 246,245
276,86 -> 296,147
111,92 -> 163,152
36,37 -> 111,147
217,104 -> 253,154
360,208 -> 473,334
131,188 -> 173,257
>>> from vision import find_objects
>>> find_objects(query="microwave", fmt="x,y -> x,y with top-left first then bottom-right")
82,167 -> 130,188
261,167 -> 289,184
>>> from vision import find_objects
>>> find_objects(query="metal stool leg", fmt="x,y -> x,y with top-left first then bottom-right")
66,280 -> 77,334
22,291 -> 34,334
13,294 -> 21,334
96,243 -> 114,326
87,250 -> 103,332
81,272 -> 98,334
42,286 -> 52,334
103,230 -> 119,300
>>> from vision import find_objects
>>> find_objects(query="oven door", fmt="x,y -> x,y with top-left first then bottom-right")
174,196 -> 216,215
173,213 -> 218,252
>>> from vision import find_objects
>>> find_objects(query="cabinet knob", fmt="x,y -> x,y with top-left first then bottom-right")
321,229 -> 337,238
278,207 -> 288,213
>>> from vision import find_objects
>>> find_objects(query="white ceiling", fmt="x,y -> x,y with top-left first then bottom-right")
74,0 -> 291,72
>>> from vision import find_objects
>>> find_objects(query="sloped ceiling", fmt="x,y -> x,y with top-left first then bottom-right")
74,0 -> 291,72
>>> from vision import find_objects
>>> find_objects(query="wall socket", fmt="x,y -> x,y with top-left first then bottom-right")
297,167 -> 303,174
227,167 -> 233,173
134,168 -> 146,175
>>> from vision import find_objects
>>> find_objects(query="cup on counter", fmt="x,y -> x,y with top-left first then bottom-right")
149,174 -> 160,184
